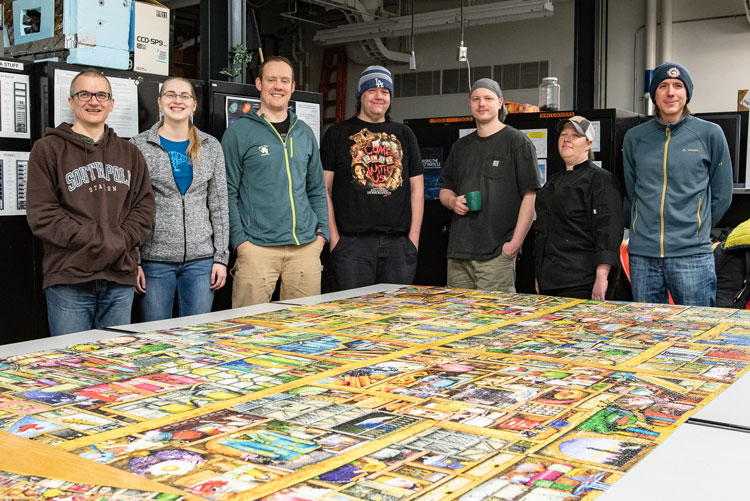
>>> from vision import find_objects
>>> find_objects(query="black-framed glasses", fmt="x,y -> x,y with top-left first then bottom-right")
71,90 -> 112,102
161,92 -> 194,101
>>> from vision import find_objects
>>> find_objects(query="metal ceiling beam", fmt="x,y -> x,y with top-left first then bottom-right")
313,0 -> 554,45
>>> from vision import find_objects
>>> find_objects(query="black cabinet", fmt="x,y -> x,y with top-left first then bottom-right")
0,59 -> 39,342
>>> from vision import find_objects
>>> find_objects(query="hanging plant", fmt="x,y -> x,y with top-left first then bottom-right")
220,43 -> 254,79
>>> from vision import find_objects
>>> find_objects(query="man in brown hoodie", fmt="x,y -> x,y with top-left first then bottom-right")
27,70 -> 155,336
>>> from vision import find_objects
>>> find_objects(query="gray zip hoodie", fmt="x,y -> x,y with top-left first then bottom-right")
130,122 -> 229,265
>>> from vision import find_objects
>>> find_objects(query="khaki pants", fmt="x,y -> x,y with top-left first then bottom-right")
447,252 -> 516,292
232,240 -> 323,307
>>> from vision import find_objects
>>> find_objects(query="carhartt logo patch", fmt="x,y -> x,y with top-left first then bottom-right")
259,145 -> 270,156
492,160 -> 500,167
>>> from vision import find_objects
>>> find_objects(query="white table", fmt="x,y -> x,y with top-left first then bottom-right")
273,283 -> 406,305
2,288 -> 750,499
112,302 -> 293,333
0,329 -> 119,357
688,370 -> 750,431
599,422 -> 750,500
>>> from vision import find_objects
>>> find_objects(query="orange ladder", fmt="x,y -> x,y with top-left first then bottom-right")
318,48 -> 348,125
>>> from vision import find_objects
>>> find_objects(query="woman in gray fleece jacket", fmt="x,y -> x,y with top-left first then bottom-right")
130,77 -> 229,320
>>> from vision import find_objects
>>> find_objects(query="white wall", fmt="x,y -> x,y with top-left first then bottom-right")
357,0 -> 576,122
606,0 -> 750,113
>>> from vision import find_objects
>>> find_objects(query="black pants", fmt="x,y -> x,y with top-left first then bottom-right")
331,232 -> 418,290
541,280 -> 618,300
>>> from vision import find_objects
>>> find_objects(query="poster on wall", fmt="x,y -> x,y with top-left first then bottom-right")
225,96 -> 321,146
0,151 -> 30,216
53,69 -> 139,138
538,158 -> 547,185
522,128 -> 548,159
591,120 -> 602,152
421,146 -> 444,200
0,72 -> 30,139
225,96 -> 261,129
459,127 -> 476,138
295,100 -> 321,146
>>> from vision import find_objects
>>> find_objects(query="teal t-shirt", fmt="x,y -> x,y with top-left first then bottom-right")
160,136 -> 193,195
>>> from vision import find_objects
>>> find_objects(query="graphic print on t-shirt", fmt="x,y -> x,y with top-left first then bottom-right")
168,151 -> 190,174
348,128 -> 403,196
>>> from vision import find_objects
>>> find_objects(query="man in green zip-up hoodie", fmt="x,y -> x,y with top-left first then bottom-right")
223,56 -> 329,307
623,62 -> 732,306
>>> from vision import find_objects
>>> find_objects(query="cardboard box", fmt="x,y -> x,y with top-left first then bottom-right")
129,0 -> 169,75
3,0 -> 130,69
739,89 -> 749,112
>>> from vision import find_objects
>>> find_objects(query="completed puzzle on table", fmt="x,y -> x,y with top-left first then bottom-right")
2,286 -> 750,500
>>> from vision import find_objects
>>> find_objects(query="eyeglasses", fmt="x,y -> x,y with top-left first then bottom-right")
161,92 -> 194,101
71,90 -> 112,102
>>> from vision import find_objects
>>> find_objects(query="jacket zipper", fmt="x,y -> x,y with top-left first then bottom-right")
696,197 -> 703,236
181,197 -> 187,262
659,126 -> 671,257
733,280 -> 747,304
632,199 -> 639,234
263,116 -> 300,244
158,138 -> 189,262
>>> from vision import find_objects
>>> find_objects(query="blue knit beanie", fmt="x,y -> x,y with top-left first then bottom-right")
356,66 -> 394,100
650,62 -> 693,104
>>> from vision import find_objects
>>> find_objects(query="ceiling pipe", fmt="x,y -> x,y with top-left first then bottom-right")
354,0 -> 410,63
644,0 -> 657,115
330,0 -> 412,63
301,0 -> 386,19
372,37 -> 410,63
228,0 -> 246,83
660,0 -> 673,64
314,0 -> 553,44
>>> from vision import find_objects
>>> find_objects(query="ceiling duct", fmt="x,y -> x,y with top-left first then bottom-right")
303,0 -> 412,63
314,0 -> 554,45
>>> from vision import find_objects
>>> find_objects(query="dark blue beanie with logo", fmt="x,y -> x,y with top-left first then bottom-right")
649,62 -> 693,104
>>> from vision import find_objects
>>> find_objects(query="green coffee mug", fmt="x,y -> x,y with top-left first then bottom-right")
465,191 -> 482,211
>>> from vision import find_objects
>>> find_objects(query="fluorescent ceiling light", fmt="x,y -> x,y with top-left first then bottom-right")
313,0 -> 554,45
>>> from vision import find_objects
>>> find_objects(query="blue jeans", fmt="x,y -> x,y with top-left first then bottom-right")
331,232 -> 417,290
45,280 -> 135,336
629,253 -> 716,306
139,259 -> 215,321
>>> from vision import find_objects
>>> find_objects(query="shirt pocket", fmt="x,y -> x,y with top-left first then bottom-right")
483,156 -> 508,181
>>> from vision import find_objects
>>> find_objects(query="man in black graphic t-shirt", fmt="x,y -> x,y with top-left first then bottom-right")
320,65 -> 424,290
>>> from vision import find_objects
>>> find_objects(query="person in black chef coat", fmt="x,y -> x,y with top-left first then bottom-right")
534,116 -> 623,300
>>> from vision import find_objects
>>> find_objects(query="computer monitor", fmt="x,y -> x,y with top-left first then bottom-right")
695,111 -> 749,187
